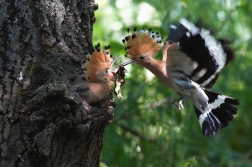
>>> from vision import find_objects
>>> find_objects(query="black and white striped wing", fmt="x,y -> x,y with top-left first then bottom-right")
166,18 -> 234,89
166,18 -> 239,137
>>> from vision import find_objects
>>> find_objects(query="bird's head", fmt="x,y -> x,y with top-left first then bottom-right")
121,28 -> 163,66
82,44 -> 115,85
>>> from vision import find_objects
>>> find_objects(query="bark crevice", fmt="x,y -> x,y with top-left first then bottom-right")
0,0 -> 112,166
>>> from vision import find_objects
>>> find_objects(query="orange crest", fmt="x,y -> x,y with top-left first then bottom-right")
123,27 -> 163,59
82,43 -> 113,82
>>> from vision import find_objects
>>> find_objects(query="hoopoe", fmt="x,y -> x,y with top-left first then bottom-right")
121,18 -> 239,137
72,44 -> 117,104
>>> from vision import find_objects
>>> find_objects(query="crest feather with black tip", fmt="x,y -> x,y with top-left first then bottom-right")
123,27 -> 164,59
82,44 -> 113,82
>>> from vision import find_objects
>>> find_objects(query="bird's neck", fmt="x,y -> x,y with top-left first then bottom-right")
142,58 -> 168,83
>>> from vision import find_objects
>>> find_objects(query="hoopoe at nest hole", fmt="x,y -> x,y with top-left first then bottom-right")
72,43 -> 117,104
121,18 -> 239,137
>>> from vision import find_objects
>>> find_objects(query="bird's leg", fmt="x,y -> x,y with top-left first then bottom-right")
166,94 -> 189,111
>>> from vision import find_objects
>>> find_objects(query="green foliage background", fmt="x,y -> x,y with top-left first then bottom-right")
94,0 -> 252,166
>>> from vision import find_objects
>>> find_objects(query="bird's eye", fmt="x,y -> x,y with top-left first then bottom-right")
140,56 -> 144,59
105,69 -> 108,73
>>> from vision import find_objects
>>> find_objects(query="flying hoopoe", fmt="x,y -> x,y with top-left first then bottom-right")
72,44 -> 121,104
121,18 -> 239,137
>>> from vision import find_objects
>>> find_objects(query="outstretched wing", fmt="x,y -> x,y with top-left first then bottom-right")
166,18 -> 234,89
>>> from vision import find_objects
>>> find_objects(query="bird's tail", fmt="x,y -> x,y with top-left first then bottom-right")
193,89 -> 239,137
122,28 -> 163,59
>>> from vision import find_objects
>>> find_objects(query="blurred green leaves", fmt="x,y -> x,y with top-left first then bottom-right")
93,0 -> 252,166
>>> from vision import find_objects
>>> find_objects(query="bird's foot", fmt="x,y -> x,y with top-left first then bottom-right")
166,96 -> 188,111
166,99 -> 184,111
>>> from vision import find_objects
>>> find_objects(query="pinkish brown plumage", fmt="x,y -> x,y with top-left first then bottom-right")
72,44 -> 116,103
121,19 -> 239,137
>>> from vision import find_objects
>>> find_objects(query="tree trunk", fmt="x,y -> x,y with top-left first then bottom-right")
0,0 -> 114,166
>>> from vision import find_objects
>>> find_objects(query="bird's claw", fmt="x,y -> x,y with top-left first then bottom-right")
178,100 -> 184,110
166,99 -> 184,111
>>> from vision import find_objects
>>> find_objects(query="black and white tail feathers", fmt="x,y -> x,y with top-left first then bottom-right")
193,90 -> 239,137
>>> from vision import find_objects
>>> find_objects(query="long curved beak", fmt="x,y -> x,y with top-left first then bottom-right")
120,59 -> 136,66
111,56 -> 122,67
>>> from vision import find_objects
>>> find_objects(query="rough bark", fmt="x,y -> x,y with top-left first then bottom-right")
0,0 -> 114,166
